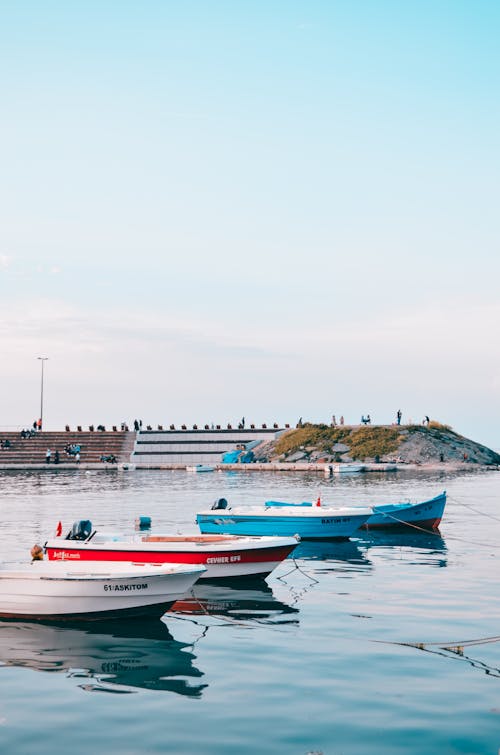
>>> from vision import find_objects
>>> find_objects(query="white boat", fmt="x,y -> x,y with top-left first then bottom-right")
0,560 -> 206,620
45,520 -> 299,580
324,464 -> 365,475
186,464 -> 215,472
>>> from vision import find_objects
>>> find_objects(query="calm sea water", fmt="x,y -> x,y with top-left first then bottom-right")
0,468 -> 499,754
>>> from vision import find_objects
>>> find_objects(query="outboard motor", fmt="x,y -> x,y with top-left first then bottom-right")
68,520 -> 93,540
211,498 -> 229,511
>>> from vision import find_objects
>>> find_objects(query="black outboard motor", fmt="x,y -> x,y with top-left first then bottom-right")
68,520 -> 93,540
211,498 -> 229,511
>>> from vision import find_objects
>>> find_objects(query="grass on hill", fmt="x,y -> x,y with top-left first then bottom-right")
347,426 -> 401,459
274,423 -> 401,460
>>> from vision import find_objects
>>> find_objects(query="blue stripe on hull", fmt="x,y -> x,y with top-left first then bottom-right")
196,513 -> 369,539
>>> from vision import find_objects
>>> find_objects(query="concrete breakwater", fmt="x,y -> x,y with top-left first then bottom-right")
0,424 -> 498,471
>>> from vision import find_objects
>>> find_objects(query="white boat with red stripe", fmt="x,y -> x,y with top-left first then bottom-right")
45,520 -> 299,580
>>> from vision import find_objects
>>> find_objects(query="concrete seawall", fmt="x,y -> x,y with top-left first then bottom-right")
0,461 -> 481,473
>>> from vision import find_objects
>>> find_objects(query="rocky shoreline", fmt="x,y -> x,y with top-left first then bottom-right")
249,422 -> 500,468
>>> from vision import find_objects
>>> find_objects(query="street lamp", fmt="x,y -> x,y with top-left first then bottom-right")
37,357 -> 49,430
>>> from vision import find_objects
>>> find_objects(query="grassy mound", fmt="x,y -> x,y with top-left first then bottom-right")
274,423 -> 401,460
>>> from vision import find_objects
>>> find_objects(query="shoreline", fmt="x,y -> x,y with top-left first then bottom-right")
0,461 -> 497,472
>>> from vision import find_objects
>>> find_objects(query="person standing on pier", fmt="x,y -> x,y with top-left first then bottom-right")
45,448 -> 51,464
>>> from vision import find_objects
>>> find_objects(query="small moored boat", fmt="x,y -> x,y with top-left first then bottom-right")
196,499 -> 372,540
260,491 -> 447,532
361,491 -> 446,530
44,520 -> 298,580
0,560 -> 206,621
186,464 -> 215,472
324,464 -> 365,475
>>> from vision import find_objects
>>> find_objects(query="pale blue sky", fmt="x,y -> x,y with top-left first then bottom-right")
1,2 -> 499,446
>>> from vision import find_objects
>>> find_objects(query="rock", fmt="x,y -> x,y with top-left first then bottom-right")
332,443 -> 349,452
286,451 -> 307,462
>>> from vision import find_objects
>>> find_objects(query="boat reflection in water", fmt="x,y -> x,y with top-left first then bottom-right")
168,580 -> 299,626
355,530 -> 448,568
0,617 -> 206,696
291,539 -> 373,574
291,531 -> 447,571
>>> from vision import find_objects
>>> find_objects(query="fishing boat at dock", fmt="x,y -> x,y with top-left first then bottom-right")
44,520 -> 298,580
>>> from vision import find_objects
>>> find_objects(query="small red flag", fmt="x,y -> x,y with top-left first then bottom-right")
56,521 -> 62,537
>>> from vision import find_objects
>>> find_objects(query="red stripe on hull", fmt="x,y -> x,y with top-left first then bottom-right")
361,517 -> 441,531
46,545 -> 295,566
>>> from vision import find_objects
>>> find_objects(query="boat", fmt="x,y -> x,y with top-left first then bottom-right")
260,491 -> 447,532
0,560 -> 206,621
196,499 -> 372,540
324,463 -> 365,475
0,618 -> 206,695
186,464 -> 215,472
361,491 -> 446,530
44,520 -> 299,580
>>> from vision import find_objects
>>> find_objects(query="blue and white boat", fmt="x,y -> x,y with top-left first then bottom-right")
196,499 -> 372,540
260,491 -> 447,532
361,491 -> 446,530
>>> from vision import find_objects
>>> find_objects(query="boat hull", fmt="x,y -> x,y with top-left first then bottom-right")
45,537 -> 297,579
0,563 -> 205,621
361,492 -> 446,531
196,511 -> 371,540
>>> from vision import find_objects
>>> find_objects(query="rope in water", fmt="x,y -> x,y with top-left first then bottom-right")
447,495 -> 500,523
367,505 -> 500,549
378,634 -> 500,650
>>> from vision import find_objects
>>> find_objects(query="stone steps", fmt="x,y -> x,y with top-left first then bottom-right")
0,431 -> 132,465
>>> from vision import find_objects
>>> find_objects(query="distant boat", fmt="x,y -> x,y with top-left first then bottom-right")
186,464 -> 215,472
324,464 -> 365,475
259,491 -> 447,532
0,560 -> 205,620
196,499 -> 371,540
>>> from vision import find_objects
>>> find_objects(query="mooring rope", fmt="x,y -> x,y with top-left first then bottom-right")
365,507 -> 500,549
375,634 -> 500,650
447,495 -> 500,524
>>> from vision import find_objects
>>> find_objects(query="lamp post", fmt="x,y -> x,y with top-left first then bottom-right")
37,357 -> 48,431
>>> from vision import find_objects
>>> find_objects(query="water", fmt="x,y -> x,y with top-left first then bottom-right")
0,468 -> 499,754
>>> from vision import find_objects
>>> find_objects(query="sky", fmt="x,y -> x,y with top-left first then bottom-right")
0,1 -> 499,447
